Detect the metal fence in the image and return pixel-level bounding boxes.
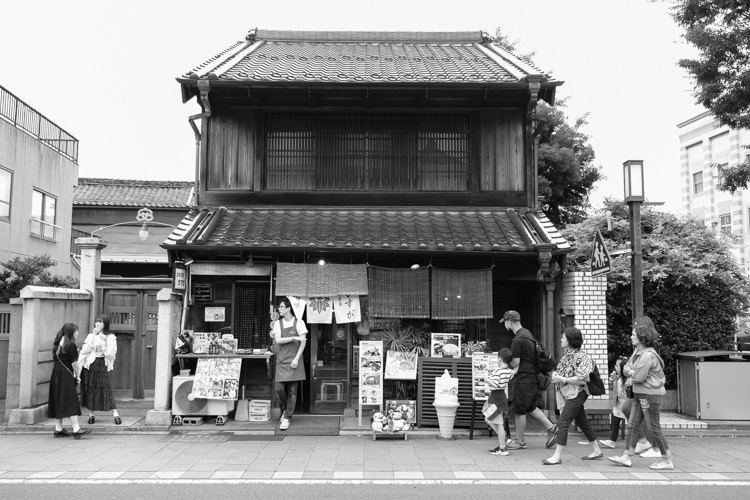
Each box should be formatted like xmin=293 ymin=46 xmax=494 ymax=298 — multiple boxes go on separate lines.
xmin=0 ymin=85 xmax=79 ymax=163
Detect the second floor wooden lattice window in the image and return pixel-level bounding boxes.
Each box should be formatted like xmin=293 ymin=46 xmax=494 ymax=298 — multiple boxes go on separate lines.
xmin=264 ymin=112 xmax=470 ymax=191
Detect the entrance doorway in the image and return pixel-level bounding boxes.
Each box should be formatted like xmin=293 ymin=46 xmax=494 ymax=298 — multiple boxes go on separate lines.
xmin=302 ymin=321 xmax=351 ymax=414
xmin=103 ymin=289 xmax=158 ymax=399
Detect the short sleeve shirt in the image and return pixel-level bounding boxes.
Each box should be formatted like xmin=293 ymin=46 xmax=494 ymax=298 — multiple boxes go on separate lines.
xmin=510 ymin=328 xmax=537 ymax=381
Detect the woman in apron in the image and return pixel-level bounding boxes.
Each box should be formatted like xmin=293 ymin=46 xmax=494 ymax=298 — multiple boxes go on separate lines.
xmin=272 ymin=298 xmax=308 ymax=430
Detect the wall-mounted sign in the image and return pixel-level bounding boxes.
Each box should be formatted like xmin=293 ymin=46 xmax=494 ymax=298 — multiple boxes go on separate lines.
xmin=172 ymin=262 xmax=186 ymax=294
xmin=204 ymin=307 xmax=226 ymax=322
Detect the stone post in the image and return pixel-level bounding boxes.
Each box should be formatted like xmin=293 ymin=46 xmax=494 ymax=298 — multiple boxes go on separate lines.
xmin=76 ymin=236 xmax=107 ymax=328
xmin=145 ymin=288 xmax=183 ymax=427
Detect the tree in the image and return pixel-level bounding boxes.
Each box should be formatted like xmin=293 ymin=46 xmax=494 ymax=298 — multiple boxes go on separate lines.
xmin=562 ymin=206 xmax=749 ymax=386
xmin=0 ymin=255 xmax=79 ymax=303
xmin=672 ymin=0 xmax=750 ymax=130
xmin=671 ymin=1 xmax=750 ymax=193
xmin=536 ymin=101 xmax=603 ymax=225
xmin=491 ymin=27 xmax=603 ymax=225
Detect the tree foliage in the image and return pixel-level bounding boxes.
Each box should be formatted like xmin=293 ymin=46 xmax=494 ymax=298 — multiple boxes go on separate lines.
xmin=0 ymin=255 xmax=79 ymax=303
xmin=672 ymin=0 xmax=750 ymax=129
xmin=562 ymin=206 xmax=749 ymax=386
xmin=536 ymin=101 xmax=603 ymax=225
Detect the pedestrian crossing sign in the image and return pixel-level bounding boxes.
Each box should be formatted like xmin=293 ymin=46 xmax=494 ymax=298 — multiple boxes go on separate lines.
xmin=590 ymin=229 xmax=611 ymax=277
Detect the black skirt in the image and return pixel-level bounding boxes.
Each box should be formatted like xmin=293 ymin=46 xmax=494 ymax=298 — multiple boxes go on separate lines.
xmin=47 ymin=350 xmax=81 ymax=419
xmin=80 ymin=357 xmax=117 ymax=411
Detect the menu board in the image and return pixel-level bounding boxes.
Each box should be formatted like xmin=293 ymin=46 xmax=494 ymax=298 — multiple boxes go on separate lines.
xmin=471 ymin=352 xmax=499 ymax=401
xmin=358 ymin=341 xmax=383 ymax=405
xmin=191 ymin=357 xmax=242 ymax=400
xmin=384 ymin=351 xmax=418 ymax=380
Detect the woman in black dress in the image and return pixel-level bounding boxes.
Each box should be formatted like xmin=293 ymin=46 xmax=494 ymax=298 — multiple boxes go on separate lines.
xmin=79 ymin=314 xmax=121 ymax=425
xmin=47 ymin=323 xmax=92 ymax=439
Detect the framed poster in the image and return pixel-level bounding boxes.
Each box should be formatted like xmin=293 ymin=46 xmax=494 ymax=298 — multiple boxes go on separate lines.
xmin=384 ymin=350 xmax=418 ymax=380
xmin=204 ymin=307 xmax=226 ymax=322
xmin=430 ymin=333 xmax=462 ymax=358
xmin=471 ymin=352 xmax=499 ymax=401
xmin=191 ymin=357 xmax=242 ymax=400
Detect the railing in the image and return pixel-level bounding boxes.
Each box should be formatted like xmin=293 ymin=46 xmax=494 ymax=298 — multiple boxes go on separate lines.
xmin=30 ymin=218 xmax=62 ymax=242
xmin=0 ymin=85 xmax=79 ymax=163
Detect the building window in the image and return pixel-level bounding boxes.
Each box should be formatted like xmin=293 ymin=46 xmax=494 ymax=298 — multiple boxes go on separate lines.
xmin=693 ymin=171 xmax=703 ymax=194
xmin=0 ymin=168 xmax=11 ymax=220
xmin=720 ymin=213 xmax=731 ymax=235
xmin=30 ymin=189 xmax=58 ymax=241
xmin=264 ymin=112 xmax=470 ymax=191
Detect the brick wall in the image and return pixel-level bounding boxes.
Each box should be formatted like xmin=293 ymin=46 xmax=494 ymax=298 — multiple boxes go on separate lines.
xmin=562 ymin=271 xmax=611 ymax=431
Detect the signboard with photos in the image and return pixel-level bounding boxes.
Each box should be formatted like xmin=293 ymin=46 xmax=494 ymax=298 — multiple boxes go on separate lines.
xmin=358 ymin=340 xmax=383 ymax=408
xmin=471 ymin=352 xmax=500 ymax=401
xmin=384 ymin=350 xmax=418 ymax=380
xmin=430 ymin=333 xmax=462 ymax=358
xmin=191 ymin=357 xmax=242 ymax=400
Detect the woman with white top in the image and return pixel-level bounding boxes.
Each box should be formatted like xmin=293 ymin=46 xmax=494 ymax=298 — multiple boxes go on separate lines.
xmin=272 ymin=298 xmax=308 ymax=431
xmin=79 ymin=314 xmax=121 ymax=425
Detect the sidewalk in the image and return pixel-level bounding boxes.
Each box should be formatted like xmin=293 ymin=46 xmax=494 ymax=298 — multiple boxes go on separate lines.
xmin=1 ymin=431 xmax=750 ymax=482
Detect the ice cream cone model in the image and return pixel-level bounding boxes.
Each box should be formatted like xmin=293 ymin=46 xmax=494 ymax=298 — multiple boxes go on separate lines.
xmin=433 ymin=369 xmax=460 ymax=439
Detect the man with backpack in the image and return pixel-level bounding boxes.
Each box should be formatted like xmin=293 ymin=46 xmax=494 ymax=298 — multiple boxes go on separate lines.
xmin=502 ymin=310 xmax=558 ymax=450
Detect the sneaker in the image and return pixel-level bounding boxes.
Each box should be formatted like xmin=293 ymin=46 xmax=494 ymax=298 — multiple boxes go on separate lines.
xmin=488 ymin=446 xmax=500 ymax=454
xmin=649 ymin=460 xmax=674 ymax=470
xmin=599 ymin=439 xmax=616 ymax=449
xmin=279 ymin=418 xmax=291 ymax=430
xmin=506 ymin=439 xmax=527 ymax=450
xmin=635 ymin=440 xmax=652 ymax=455
xmin=506 ymin=438 xmax=512 ymax=446
xmin=545 ymin=424 xmax=558 ymax=449
xmin=489 ymin=447 xmax=509 ymax=456
xmin=640 ymin=448 xmax=662 ymax=458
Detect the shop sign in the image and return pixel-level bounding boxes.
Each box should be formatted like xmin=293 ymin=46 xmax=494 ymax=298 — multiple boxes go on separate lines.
xmin=205 ymin=307 xmax=226 ymax=322
xmin=172 ymin=261 xmax=186 ymax=293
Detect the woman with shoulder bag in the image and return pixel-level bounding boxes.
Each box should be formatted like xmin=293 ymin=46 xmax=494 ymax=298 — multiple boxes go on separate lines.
xmin=609 ymin=319 xmax=673 ymax=470
xmin=79 ymin=314 xmax=121 ymax=425
xmin=47 ymin=323 xmax=92 ymax=439
xmin=542 ymin=327 xmax=602 ymax=465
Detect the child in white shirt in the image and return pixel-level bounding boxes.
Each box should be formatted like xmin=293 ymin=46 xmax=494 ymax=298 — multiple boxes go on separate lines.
xmin=484 ymin=348 xmax=514 ymax=456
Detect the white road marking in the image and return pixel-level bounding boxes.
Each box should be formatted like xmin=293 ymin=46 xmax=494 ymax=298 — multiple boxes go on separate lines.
xmin=0 ymin=479 xmax=748 ymax=485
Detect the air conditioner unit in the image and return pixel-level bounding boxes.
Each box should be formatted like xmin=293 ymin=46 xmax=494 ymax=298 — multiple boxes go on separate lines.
xmin=172 ymin=375 xmax=234 ymax=425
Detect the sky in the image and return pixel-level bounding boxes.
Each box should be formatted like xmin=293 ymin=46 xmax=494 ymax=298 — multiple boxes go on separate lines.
xmin=0 ymin=0 xmax=704 ymax=214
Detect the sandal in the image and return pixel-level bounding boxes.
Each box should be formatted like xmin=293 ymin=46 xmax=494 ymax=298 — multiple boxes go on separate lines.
xmin=114 ymin=416 xmax=122 ymax=425
xmin=88 ymin=416 xmax=95 ymax=425
xmin=541 ymin=458 xmax=562 ymax=465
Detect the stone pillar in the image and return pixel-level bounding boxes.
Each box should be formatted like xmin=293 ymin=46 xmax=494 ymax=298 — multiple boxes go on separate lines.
xmin=76 ymin=236 xmax=107 ymax=328
xmin=145 ymin=288 xmax=183 ymax=427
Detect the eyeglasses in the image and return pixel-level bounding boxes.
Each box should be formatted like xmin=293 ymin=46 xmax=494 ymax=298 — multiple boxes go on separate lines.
xmin=278 ymin=305 xmax=288 ymax=309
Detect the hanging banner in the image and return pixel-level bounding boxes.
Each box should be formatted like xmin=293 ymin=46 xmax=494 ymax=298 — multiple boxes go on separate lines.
xmin=334 ymin=295 xmax=361 ymax=324
xmin=287 ymin=296 xmax=307 ymax=320
xmin=306 ymin=297 xmax=333 ymax=323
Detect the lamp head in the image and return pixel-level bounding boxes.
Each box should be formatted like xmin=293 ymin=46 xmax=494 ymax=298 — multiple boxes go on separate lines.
xmin=623 ymin=160 xmax=645 ymax=202
xmin=138 ymin=222 xmax=149 ymax=241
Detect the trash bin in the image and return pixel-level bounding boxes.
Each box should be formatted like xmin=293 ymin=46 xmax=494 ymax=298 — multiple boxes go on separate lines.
xmin=737 ymin=333 xmax=750 ymax=352
xmin=677 ymin=350 xmax=750 ymax=420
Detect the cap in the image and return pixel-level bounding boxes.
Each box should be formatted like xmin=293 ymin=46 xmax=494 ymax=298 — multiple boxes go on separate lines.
xmin=501 ymin=310 xmax=521 ymax=322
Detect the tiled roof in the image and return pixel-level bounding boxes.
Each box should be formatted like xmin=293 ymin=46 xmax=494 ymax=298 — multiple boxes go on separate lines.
xmin=74 ymin=178 xmax=194 ymax=208
xmin=163 ymin=207 xmax=571 ymax=254
xmin=181 ymin=29 xmax=551 ymax=85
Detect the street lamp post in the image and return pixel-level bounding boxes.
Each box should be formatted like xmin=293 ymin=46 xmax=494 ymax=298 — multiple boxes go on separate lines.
xmin=623 ymin=160 xmax=645 ymax=322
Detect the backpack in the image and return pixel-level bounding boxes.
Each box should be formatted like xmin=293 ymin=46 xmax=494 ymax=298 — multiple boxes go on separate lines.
xmin=521 ymin=334 xmax=556 ymax=375
xmin=587 ymin=359 xmax=606 ymax=396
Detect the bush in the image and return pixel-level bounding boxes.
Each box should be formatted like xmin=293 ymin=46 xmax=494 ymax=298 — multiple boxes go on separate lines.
xmin=0 ymin=255 xmax=79 ymax=303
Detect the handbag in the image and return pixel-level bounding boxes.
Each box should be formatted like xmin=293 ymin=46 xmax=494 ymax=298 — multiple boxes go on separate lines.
xmin=625 ymin=385 xmax=634 ymax=399
xmin=537 ymin=372 xmax=551 ymax=391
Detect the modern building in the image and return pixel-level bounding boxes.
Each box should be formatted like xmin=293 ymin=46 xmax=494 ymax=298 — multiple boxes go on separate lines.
xmin=0 ymin=84 xmax=79 ymax=278
xmin=678 ymin=111 xmax=750 ymax=274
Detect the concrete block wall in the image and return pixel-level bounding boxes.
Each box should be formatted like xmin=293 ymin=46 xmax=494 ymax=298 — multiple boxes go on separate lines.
xmin=561 ymin=271 xmax=608 ymax=393
xmin=562 ymin=271 xmax=611 ymax=432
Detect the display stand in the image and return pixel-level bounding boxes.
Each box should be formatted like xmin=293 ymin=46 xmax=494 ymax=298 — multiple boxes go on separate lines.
xmin=358 ymin=341 xmax=383 ymax=426
xmin=469 ymin=352 xmax=498 ymax=440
